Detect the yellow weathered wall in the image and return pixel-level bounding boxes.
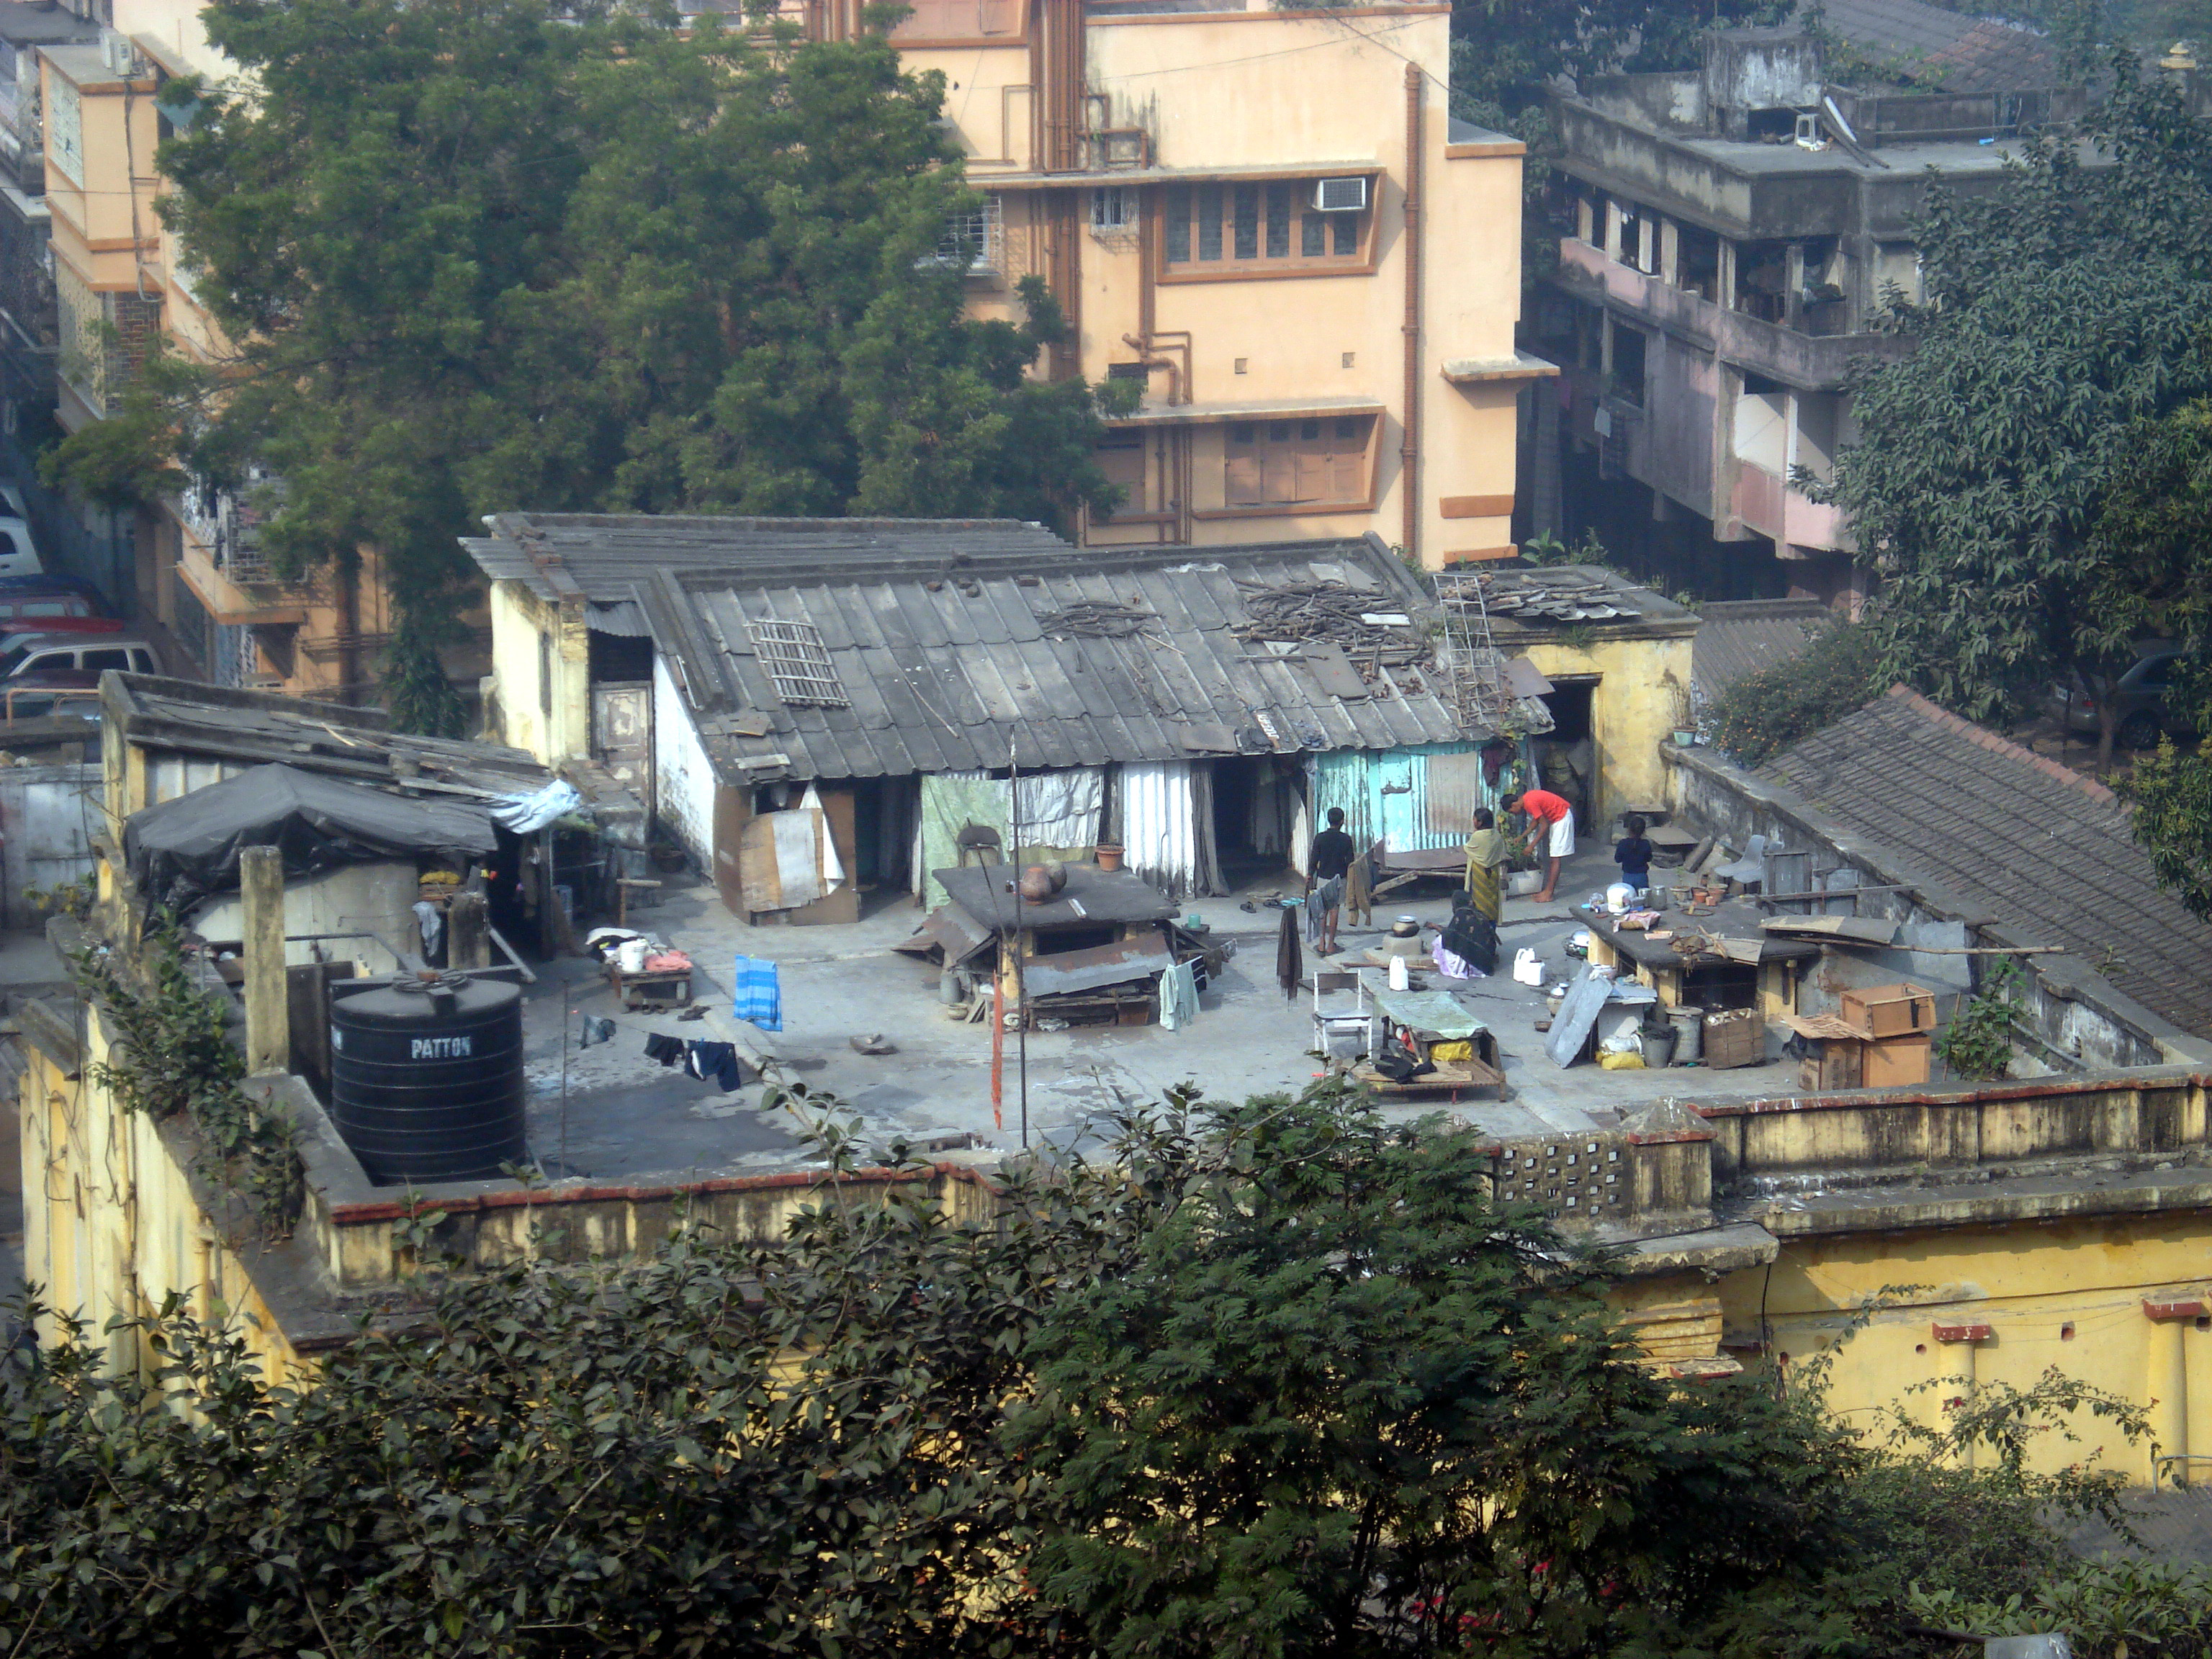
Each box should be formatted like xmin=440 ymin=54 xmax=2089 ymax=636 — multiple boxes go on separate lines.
xmin=1720 ymin=1217 xmax=2212 ymax=1484
xmin=19 ymin=1022 xmax=310 ymax=1385
xmin=1519 ymin=632 xmax=1694 ymax=829
xmin=486 ymin=580 xmax=588 ymax=763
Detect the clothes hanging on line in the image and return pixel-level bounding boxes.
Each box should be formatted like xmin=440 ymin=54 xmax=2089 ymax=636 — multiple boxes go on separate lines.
xmin=1158 ymin=958 xmax=1200 ymax=1030
xmin=733 ymin=956 xmax=782 ymax=1031
xmin=685 ymin=1040 xmax=745 ymax=1092
xmin=644 ymin=1032 xmax=687 ymax=1067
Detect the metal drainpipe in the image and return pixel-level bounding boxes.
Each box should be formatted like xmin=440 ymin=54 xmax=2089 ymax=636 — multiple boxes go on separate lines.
xmin=1401 ymin=63 xmax=1424 ymax=565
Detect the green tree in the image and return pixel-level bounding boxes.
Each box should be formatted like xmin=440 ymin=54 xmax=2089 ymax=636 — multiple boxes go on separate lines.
xmin=50 ymin=0 xmax=1126 ymax=731
xmin=0 ymin=1086 xmax=2134 ymax=1658
xmin=1822 ymin=63 xmax=2212 ymax=770
xmin=1704 ymin=618 xmax=1887 ymax=766
xmin=2102 ymin=397 xmax=2212 ymax=913
xmin=1447 ymin=1 xmax=1788 ymax=129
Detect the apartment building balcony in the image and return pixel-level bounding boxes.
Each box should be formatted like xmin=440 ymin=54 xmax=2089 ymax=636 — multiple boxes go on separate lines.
xmin=1730 ymin=461 xmax=1851 ymax=555
xmin=1555 ymin=238 xmax=1908 ymax=392
xmin=172 ymin=484 xmax=308 ymax=628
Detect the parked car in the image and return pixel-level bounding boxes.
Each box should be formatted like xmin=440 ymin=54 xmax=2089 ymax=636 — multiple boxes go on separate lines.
xmin=2047 ymin=644 xmax=2193 ymax=749
xmin=0 ymin=486 xmax=47 ymax=579
xmin=0 ymin=578 xmax=117 ymax=634
xmin=0 ymin=631 xmax=162 ymax=678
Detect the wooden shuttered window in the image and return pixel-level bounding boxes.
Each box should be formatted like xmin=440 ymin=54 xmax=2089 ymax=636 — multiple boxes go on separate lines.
xmin=892 ymin=0 xmax=1020 ymax=40
xmin=1223 ymin=415 xmax=1372 ymax=510
xmin=1161 ymin=179 xmax=1371 ymax=276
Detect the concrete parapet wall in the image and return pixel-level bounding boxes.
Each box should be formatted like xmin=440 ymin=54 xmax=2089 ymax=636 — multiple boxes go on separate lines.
xmin=1693 ymin=1069 xmax=2211 ymax=1186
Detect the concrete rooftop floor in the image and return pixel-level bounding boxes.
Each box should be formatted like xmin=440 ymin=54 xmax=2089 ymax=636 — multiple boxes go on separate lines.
xmin=521 ymin=845 xmax=1815 ymax=1180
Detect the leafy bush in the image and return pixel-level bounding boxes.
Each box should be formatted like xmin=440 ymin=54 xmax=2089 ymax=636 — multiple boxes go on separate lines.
xmin=1705 ymin=619 xmax=1887 ymax=766
xmin=1912 ymin=1558 xmax=2212 ymax=1659
xmin=0 ymin=1087 xmax=2149 ymax=1658
xmin=1936 ymin=958 xmax=2024 ymax=1082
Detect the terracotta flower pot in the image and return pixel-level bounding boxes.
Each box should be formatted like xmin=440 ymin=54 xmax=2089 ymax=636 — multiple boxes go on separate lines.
xmin=1094 ymin=843 xmax=1125 ymax=872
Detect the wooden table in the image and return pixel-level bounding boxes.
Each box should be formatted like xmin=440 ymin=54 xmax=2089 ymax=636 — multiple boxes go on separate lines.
xmin=1352 ymin=984 xmax=1506 ymax=1100
xmin=606 ymin=962 xmax=694 ymax=1010
xmin=1583 ymin=902 xmax=1819 ymax=1021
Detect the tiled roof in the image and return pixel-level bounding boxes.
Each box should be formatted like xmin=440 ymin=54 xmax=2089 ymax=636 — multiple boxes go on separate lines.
xmin=1761 ymin=685 xmax=2212 ymax=1039
xmin=463 ymin=516 xmax=1491 ymax=781
xmin=1692 ymin=599 xmax=1831 ymax=703
xmin=1809 ymin=0 xmax=2059 ymax=92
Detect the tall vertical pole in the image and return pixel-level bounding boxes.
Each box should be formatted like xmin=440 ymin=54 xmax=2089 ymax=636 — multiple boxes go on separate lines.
xmin=1011 ymin=735 xmax=1028 ymax=1150
xmin=239 ymin=844 xmax=287 ymax=1076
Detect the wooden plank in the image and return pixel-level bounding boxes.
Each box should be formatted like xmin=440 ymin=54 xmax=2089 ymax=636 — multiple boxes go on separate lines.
xmin=1760 ymin=914 xmax=1899 ymax=945
xmin=1439 ymin=493 xmax=1515 ymax=519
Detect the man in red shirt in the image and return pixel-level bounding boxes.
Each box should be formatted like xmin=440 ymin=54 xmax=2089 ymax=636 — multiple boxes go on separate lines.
xmin=1503 ymin=787 xmax=1574 ymax=903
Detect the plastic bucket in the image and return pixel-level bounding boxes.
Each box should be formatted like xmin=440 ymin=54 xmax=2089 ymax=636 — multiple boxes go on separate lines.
xmin=1641 ymin=1025 xmax=1679 ymax=1069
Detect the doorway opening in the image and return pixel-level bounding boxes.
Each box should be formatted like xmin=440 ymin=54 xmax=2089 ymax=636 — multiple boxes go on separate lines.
xmin=1534 ymin=677 xmax=1599 ymax=830
xmin=1209 ymin=755 xmax=1298 ymax=886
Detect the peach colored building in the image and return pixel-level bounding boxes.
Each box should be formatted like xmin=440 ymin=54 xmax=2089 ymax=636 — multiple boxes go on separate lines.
xmin=36 ymin=12 xmax=486 ymax=703
xmin=869 ymin=0 xmax=1547 ymax=566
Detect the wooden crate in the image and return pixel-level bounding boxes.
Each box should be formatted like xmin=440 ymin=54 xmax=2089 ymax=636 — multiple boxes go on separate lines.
xmin=1703 ymin=1009 xmax=1765 ymax=1069
xmin=1839 ymin=982 xmax=1936 ymax=1039
xmin=1863 ymin=1033 xmax=1931 ymax=1088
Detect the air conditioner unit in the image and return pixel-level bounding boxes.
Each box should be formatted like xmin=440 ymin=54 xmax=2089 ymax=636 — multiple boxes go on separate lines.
xmin=1311 ymin=176 xmax=1368 ymax=213
xmin=100 ymin=28 xmax=135 ymax=76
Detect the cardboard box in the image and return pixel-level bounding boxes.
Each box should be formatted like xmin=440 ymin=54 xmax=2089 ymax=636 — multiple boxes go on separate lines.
xmin=1798 ymin=1039 xmax=1863 ymax=1092
xmin=1861 ymin=1032 xmax=1931 ymax=1088
xmin=1839 ymin=982 xmax=1936 ymax=1039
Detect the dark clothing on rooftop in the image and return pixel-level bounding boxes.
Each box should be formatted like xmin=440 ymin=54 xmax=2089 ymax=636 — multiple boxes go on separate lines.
xmin=1309 ymin=827 xmax=1356 ymax=881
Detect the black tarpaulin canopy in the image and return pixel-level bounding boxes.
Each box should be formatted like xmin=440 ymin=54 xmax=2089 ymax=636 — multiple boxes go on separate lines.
xmin=125 ymin=763 xmax=497 ymax=915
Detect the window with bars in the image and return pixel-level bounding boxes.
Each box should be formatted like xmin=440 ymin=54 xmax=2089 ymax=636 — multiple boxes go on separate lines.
xmin=1161 ymin=179 xmax=1370 ymax=277
xmin=930 ymin=196 xmax=1002 ymax=274
xmin=747 ymin=619 xmax=850 ymax=708
xmin=1089 ymin=185 xmax=1139 ymax=235
xmin=1222 ymin=415 xmax=1373 ymax=511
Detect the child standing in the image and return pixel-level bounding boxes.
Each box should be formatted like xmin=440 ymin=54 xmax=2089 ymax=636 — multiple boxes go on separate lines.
xmin=1614 ymin=814 xmax=1654 ymax=892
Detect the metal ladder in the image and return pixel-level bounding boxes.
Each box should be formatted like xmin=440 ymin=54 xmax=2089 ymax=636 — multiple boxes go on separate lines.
xmin=1430 ymin=570 xmax=1512 ymax=730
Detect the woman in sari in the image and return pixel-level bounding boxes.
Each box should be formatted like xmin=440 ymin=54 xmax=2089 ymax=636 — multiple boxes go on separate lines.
xmin=1463 ymin=806 xmax=1511 ymax=923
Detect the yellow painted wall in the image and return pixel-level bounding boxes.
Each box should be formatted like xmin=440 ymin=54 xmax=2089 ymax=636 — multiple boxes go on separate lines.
xmin=485 ymin=580 xmax=589 ymax=763
xmin=1519 ymin=631 xmax=1694 ymax=828
xmin=19 ymin=1022 xmax=312 ymax=1385
xmin=1691 ymin=1215 xmax=2212 ymax=1485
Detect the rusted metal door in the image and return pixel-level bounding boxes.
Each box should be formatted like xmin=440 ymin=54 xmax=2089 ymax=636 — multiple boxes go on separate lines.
xmin=590 ymin=683 xmax=652 ymax=812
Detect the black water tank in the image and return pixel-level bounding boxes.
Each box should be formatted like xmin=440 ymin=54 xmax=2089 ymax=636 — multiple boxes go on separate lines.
xmin=329 ymin=974 xmax=527 ymax=1184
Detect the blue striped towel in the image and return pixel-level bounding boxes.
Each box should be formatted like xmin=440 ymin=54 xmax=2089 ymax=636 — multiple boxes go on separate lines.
xmin=733 ymin=956 xmax=782 ymax=1032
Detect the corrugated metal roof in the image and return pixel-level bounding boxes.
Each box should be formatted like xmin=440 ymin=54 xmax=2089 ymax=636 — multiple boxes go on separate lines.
xmin=1692 ymin=599 xmax=1832 ymax=703
xmin=463 ymin=517 xmax=1486 ymax=782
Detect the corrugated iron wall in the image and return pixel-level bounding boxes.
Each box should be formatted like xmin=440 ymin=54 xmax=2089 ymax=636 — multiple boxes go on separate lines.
xmin=1308 ymin=741 xmax=1516 ymax=855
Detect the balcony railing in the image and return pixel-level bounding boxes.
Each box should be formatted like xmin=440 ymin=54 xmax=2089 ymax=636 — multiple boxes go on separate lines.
xmin=1554 ymin=239 xmax=1910 ymax=391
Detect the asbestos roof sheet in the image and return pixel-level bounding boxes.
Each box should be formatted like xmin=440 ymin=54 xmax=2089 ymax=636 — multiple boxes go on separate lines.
xmin=1020 ymin=935 xmax=1175 ymax=997
xmin=464 ymin=517 xmax=1480 ymax=781
xmin=1761 ymin=685 xmax=2212 ymax=1040
xmin=109 ymin=674 xmax=554 ymax=801
xmin=1692 ymin=599 xmax=1833 ymax=703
